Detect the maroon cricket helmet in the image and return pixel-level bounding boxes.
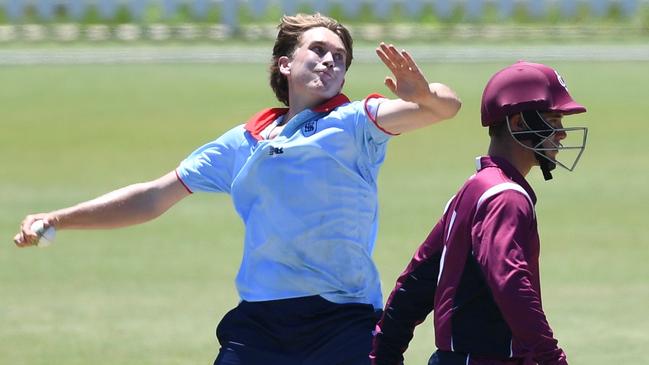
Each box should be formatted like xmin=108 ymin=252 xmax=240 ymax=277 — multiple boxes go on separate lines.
xmin=480 ymin=61 xmax=587 ymax=126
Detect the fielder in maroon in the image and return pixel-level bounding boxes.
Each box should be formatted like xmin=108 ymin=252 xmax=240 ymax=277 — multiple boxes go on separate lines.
xmin=370 ymin=61 xmax=588 ymax=365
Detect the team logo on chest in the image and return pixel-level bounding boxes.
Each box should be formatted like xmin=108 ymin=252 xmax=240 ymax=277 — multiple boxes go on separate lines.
xmin=302 ymin=121 xmax=317 ymax=137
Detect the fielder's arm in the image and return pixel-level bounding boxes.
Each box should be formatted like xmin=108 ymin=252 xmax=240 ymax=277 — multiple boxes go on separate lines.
xmin=474 ymin=192 xmax=568 ymax=365
xmin=13 ymin=171 xmax=190 ymax=247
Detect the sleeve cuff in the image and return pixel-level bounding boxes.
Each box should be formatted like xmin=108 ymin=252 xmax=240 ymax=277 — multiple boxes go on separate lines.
xmin=364 ymin=93 xmax=400 ymax=136
xmin=175 ymin=168 xmax=193 ymax=194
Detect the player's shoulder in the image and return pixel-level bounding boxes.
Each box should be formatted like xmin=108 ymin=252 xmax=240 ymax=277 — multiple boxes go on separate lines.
xmin=313 ymin=100 xmax=365 ymax=134
xmin=467 ymin=170 xmax=533 ymax=210
xmin=476 ymin=186 xmax=535 ymax=224
xmin=324 ymin=99 xmax=362 ymax=118
xmin=217 ymin=124 xmax=249 ymax=144
xmin=188 ymin=124 xmax=249 ymax=155
xmin=324 ymin=94 xmax=385 ymax=119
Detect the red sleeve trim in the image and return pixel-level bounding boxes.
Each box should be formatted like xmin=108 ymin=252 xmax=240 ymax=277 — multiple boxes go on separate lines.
xmin=364 ymin=93 xmax=400 ymax=136
xmin=175 ymin=169 xmax=193 ymax=194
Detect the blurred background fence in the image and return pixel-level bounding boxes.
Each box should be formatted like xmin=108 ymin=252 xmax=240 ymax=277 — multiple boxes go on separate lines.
xmin=0 ymin=0 xmax=648 ymax=42
xmin=2 ymin=0 xmax=645 ymax=23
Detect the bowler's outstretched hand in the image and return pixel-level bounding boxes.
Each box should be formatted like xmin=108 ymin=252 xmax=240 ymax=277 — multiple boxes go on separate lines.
xmin=375 ymin=43 xmax=431 ymax=106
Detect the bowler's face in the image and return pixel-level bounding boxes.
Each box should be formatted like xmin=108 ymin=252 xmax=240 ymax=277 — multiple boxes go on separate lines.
xmin=285 ymin=27 xmax=347 ymax=103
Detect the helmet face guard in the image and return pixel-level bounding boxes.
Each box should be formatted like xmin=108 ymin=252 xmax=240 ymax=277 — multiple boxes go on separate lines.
xmin=507 ymin=110 xmax=588 ymax=180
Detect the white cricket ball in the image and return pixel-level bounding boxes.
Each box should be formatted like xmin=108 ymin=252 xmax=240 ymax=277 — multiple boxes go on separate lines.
xmin=30 ymin=220 xmax=56 ymax=248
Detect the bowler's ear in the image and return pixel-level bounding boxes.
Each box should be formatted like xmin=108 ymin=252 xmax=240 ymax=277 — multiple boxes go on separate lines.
xmin=279 ymin=56 xmax=291 ymax=76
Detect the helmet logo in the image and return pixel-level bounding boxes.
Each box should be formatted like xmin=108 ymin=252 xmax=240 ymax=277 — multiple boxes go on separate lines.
xmin=554 ymin=70 xmax=568 ymax=90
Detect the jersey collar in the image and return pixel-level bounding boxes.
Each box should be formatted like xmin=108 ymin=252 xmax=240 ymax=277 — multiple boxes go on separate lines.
xmin=477 ymin=155 xmax=537 ymax=204
xmin=244 ymin=94 xmax=351 ymax=141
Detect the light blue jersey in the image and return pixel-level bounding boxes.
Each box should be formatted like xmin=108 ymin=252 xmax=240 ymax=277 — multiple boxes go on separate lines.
xmin=176 ymin=94 xmax=391 ymax=309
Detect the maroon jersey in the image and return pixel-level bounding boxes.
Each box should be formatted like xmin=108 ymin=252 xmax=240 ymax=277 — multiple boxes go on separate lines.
xmin=371 ymin=156 xmax=567 ymax=365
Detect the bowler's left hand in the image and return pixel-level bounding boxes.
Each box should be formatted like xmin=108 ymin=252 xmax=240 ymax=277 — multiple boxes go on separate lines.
xmin=375 ymin=43 xmax=431 ymax=106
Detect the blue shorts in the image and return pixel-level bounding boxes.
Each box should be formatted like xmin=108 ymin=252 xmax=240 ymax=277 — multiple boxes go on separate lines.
xmin=213 ymin=295 xmax=381 ymax=365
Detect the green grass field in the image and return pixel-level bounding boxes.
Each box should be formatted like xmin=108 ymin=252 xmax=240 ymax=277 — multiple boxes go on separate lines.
xmin=1 ymin=58 xmax=648 ymax=364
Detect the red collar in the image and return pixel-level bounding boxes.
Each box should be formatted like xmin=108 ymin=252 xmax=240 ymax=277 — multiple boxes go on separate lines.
xmin=243 ymin=94 xmax=351 ymax=140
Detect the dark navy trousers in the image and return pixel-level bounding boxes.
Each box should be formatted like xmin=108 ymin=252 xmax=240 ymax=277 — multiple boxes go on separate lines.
xmin=428 ymin=351 xmax=526 ymax=365
xmin=213 ymin=295 xmax=380 ymax=365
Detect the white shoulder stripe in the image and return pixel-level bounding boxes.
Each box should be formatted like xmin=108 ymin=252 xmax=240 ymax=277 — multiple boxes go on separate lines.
xmin=476 ymin=182 xmax=535 ymax=217
xmin=437 ymin=245 xmax=447 ymax=285
xmin=445 ymin=210 xmax=457 ymax=242
xmin=443 ymin=195 xmax=456 ymax=214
